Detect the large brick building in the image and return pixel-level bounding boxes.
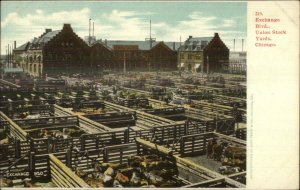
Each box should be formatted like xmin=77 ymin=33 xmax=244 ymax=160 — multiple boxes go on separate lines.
xmin=103 ymin=40 xmax=179 ymax=71
xmin=13 ymin=24 xmax=229 ymax=76
xmin=178 ymin=33 xmax=229 ymax=73
xmin=14 ymin=24 xmax=180 ymax=76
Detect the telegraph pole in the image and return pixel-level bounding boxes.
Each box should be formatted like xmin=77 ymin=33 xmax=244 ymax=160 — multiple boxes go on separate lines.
xmin=123 ymin=52 xmax=126 ymax=74
xmin=206 ymin=56 xmax=209 ymax=75
xmin=242 ymin=39 xmax=244 ymax=52
xmin=89 ymin=18 xmax=91 ymax=46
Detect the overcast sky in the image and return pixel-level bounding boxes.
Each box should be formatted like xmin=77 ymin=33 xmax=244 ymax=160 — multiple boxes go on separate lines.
xmin=1 ymin=1 xmax=247 ymax=55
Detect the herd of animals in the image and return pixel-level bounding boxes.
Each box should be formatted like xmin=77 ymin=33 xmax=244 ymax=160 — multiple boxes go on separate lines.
xmin=32 ymin=128 xmax=86 ymax=139
xmin=0 ymin=95 xmax=245 ymax=188
xmin=0 ymin=178 xmax=48 ymax=188
xmin=206 ymin=138 xmax=246 ymax=175
xmin=75 ymin=154 xmax=182 ymax=188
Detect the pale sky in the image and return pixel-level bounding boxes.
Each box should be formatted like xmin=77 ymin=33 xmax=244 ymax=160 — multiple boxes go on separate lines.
xmin=1 ymin=1 xmax=247 ymax=54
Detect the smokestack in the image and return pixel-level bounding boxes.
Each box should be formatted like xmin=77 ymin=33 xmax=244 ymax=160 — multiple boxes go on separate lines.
xmin=233 ymin=39 xmax=235 ymax=51
xmin=242 ymin=39 xmax=244 ymax=52
xmin=14 ymin=41 xmax=16 ymax=49
xmin=89 ymin=19 xmax=91 ymax=45
xmin=180 ymin=36 xmax=181 ymax=46
xmin=173 ymin=42 xmax=175 ymax=50
xmin=8 ymin=44 xmax=10 ymax=66
xmin=6 ymin=46 xmax=8 ymax=65
xmin=150 ymin=20 xmax=152 ymax=48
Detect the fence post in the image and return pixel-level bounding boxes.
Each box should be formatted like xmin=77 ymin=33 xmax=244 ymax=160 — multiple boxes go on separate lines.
xmin=203 ymin=134 xmax=207 ymax=154
xmin=66 ymin=146 xmax=72 ymax=168
xmin=120 ymin=149 xmax=123 ymax=164
xmin=124 ymin=128 xmax=129 ymax=143
xmin=15 ymin=139 xmax=21 ymax=158
xmin=30 ymin=138 xmax=35 ymax=153
xmin=184 ymin=120 xmax=188 ymax=135
xmin=180 ymin=137 xmax=185 ymax=156
xmin=103 ymin=148 xmax=108 ymax=162
xmin=95 ymin=137 xmax=99 ymax=150
xmin=29 ymin=152 xmax=35 ymax=180
xmin=81 ymin=136 xmax=85 ymax=151
xmin=137 ymin=142 xmax=140 ymax=155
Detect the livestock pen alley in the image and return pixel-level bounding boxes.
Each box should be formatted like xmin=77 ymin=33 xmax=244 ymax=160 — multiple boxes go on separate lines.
xmin=0 ymin=71 xmax=246 ymax=188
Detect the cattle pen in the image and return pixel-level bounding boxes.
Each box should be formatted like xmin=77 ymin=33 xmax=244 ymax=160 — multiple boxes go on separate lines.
xmin=0 ymin=71 xmax=247 ymax=188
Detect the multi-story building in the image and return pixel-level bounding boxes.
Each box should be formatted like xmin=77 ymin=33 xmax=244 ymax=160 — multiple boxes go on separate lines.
xmin=178 ymin=33 xmax=229 ymax=73
xmin=103 ymin=40 xmax=180 ymax=71
xmin=12 ymin=42 xmax=30 ymax=69
xmin=228 ymin=51 xmax=247 ymax=73
xmin=15 ymin=24 xmax=91 ymax=77
xmin=13 ymin=24 xmax=229 ymax=76
xmin=13 ymin=24 xmax=181 ymax=76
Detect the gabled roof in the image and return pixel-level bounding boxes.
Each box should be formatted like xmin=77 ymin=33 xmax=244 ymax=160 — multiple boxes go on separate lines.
xmin=204 ymin=33 xmax=229 ymax=51
xmin=14 ymin=42 xmax=30 ymax=51
xmin=91 ymin=42 xmax=113 ymax=51
xmin=37 ymin=30 xmax=61 ymax=44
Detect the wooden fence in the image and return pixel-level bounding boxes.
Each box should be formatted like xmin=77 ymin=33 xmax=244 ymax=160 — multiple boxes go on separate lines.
xmin=49 ymin=154 xmax=89 ymax=188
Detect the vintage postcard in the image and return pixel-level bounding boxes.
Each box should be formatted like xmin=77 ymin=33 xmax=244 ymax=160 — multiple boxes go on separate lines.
xmin=0 ymin=1 xmax=298 ymax=189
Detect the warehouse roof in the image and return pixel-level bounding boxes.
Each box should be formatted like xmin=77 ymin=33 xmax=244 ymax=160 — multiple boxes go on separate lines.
xmin=14 ymin=42 xmax=30 ymax=51
xmin=179 ymin=36 xmax=213 ymax=51
xmin=100 ymin=40 xmax=181 ymax=51
xmin=37 ymin=30 xmax=61 ymax=44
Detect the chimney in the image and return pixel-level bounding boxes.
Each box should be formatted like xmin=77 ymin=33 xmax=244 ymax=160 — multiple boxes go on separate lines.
xmin=214 ymin=33 xmax=219 ymax=37
xmin=173 ymin=42 xmax=176 ymax=50
xmin=188 ymin=35 xmax=192 ymax=40
xmin=45 ymin=29 xmax=52 ymax=33
xmin=14 ymin=41 xmax=16 ymax=49
xmin=233 ymin=39 xmax=235 ymax=51
xmin=89 ymin=19 xmax=91 ymax=45
xmin=63 ymin=24 xmax=72 ymax=31
xmin=93 ymin=22 xmax=94 ymax=36
xmin=242 ymin=39 xmax=244 ymax=52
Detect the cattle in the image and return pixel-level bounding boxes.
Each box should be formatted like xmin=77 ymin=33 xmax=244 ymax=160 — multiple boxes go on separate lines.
xmin=26 ymin=114 xmax=41 ymax=119
xmin=115 ymin=171 xmax=129 ymax=185
xmin=0 ymin=178 xmax=13 ymax=187
xmin=23 ymin=179 xmax=41 ymax=188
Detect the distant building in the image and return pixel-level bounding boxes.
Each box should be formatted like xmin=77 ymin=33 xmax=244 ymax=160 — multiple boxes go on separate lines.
xmin=228 ymin=51 xmax=247 ymax=73
xmin=13 ymin=24 xmax=181 ymax=77
xmin=102 ymin=40 xmax=180 ymax=71
xmin=178 ymin=33 xmax=229 ymax=73
xmin=15 ymin=24 xmax=91 ymax=77
xmin=13 ymin=42 xmax=30 ymax=68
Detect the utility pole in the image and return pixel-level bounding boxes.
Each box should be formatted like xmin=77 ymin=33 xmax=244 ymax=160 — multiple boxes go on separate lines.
xmin=6 ymin=46 xmax=8 ymax=69
xmin=123 ymin=52 xmax=126 ymax=74
xmin=8 ymin=44 xmax=10 ymax=68
xmin=89 ymin=18 xmax=91 ymax=46
xmin=150 ymin=20 xmax=152 ymax=48
xmin=233 ymin=39 xmax=235 ymax=51
xmin=242 ymin=39 xmax=244 ymax=52
xmin=206 ymin=56 xmax=209 ymax=75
